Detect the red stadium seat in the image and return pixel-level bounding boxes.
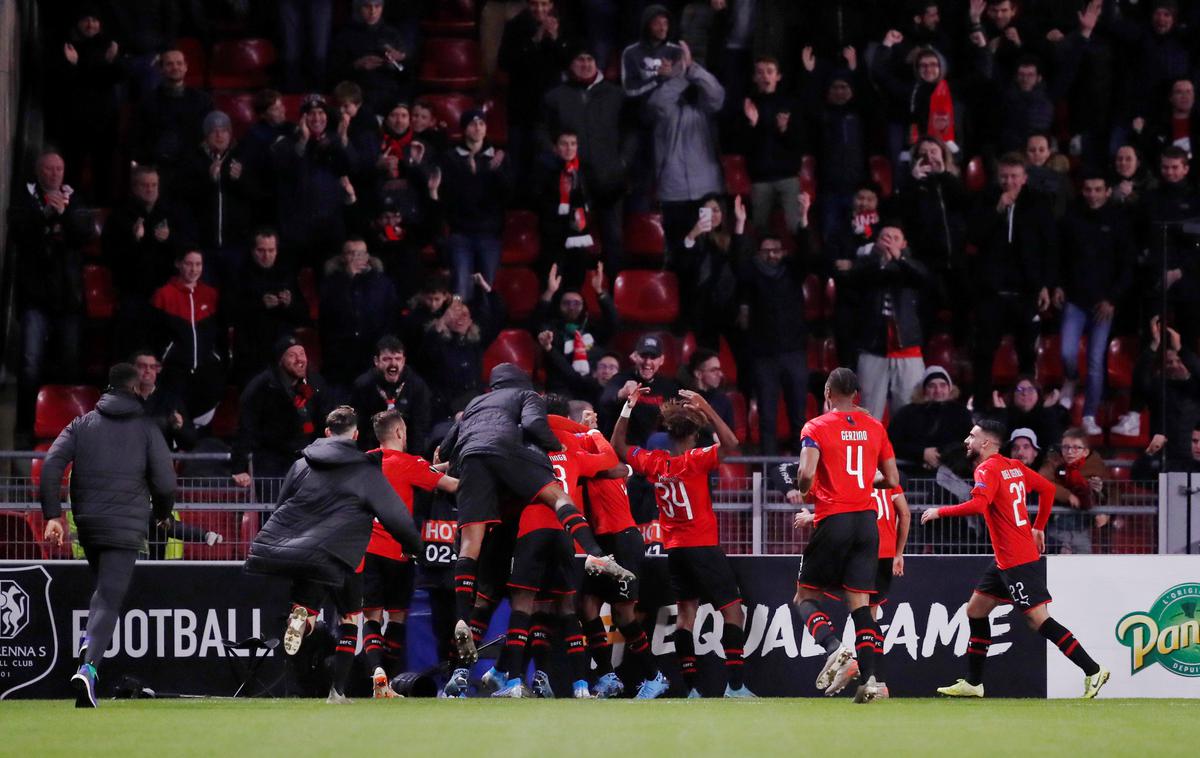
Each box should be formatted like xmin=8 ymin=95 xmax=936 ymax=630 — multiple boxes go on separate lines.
xmin=799 ymin=154 xmax=817 ymax=197
xmin=0 ymin=512 xmax=45 ymax=560
xmin=613 ymin=270 xmax=680 ymax=324
xmin=493 ymin=267 xmax=540 ymax=322
xmin=83 ymin=264 xmax=116 ymax=319
xmin=823 ymin=277 xmax=836 ymax=320
xmin=30 ymin=442 xmax=70 ymax=489
xmin=869 ymin=155 xmax=893 ymax=198
xmin=1107 ymin=336 xmax=1139 ymax=391
xmin=623 ymin=212 xmax=665 ymax=260
xmin=421 ymin=0 xmax=478 ymax=36
xmin=209 ymin=38 xmax=277 ymax=90
xmin=501 ymin=210 xmax=540 ymax=265
xmin=582 ymin=269 xmax=611 ymax=318
xmin=726 ymin=390 xmax=748 ymax=443
xmin=34 ymin=385 xmax=100 ymax=441
xmin=280 ymin=94 xmax=308 ymax=123
xmin=820 ymin=336 xmax=839 ymax=374
xmin=747 ymin=395 xmax=791 ymax=446
xmin=923 ymin=333 xmax=957 ymax=381
xmin=175 ymin=37 xmax=207 ymax=88
xmin=483 ymin=97 xmax=508 ymax=146
xmin=180 ymin=511 xmax=243 ymax=560
xmin=991 ymin=336 xmax=1019 ymax=389
xmin=802 ymin=274 xmax=824 ymax=322
xmin=1035 ymin=333 xmax=1064 ymax=388
xmin=418 ymin=38 xmax=482 ymax=90
xmin=721 ymin=154 xmax=751 ymax=197
xmin=293 ymin=327 xmax=321 ymax=372
xmin=421 ymin=93 xmax=475 ymax=142
xmin=297 ymin=267 xmax=319 ymax=321
xmin=211 ymin=385 xmax=241 ymax=440
xmin=483 ymin=328 xmax=537 ymax=379
xmin=715 ymin=462 xmax=748 ymax=492
xmin=81 ymin=207 xmax=109 ymax=258
xmin=965 ymin=156 xmax=987 ymax=193
xmin=213 ymin=91 xmax=257 ymax=139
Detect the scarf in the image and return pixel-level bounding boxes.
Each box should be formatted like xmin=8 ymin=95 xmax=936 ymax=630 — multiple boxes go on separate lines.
xmin=1061 ymin=457 xmax=1093 ymax=510
xmin=910 ymin=79 xmax=956 ymax=146
xmin=558 ymin=156 xmax=585 ymax=227
xmin=292 ymin=379 xmax=315 ymax=435
xmin=381 ymin=127 xmax=414 ymax=178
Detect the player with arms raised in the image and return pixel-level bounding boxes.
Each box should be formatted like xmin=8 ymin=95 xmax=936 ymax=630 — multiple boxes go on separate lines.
xmin=790 ymin=368 xmax=900 ymax=704
xmin=922 ymin=419 xmax=1110 ymax=698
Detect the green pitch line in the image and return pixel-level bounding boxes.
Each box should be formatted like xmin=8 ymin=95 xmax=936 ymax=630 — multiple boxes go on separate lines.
xmin=4 ymin=698 xmax=1197 ymax=757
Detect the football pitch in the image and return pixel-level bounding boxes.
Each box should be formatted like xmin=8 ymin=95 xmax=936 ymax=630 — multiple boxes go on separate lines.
xmin=4 ymin=698 xmax=1197 ymax=757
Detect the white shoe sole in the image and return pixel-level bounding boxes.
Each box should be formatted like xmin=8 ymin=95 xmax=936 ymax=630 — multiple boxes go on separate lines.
xmin=585 ymin=554 xmax=635 ymax=584
xmin=815 ymin=647 xmax=853 ymax=691
xmin=824 ymin=659 xmax=860 ymax=696
xmin=454 ymin=619 xmax=478 ymax=664
xmin=852 ymin=684 xmax=880 ymax=704
xmin=283 ymin=606 xmax=310 ymax=656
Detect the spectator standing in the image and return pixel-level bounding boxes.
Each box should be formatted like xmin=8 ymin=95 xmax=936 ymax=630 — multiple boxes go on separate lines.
xmin=620 ymin=4 xmax=683 ymax=101
xmin=1111 ymin=144 xmax=1157 ymax=208
xmin=230 ymin=229 xmax=308 ymax=384
xmin=233 ymin=336 xmax=333 ymax=487
xmin=737 ymin=56 xmax=804 ymax=235
xmin=277 ymin=0 xmax=333 ymax=93
xmin=1141 ymin=147 xmax=1200 ymax=348
xmin=349 ymin=335 xmax=432 ymax=453
xmin=420 ymin=275 xmax=505 ymax=421
xmin=533 ymin=129 xmax=595 ymax=287
xmin=135 ymin=50 xmax=213 ymax=182
xmin=1055 ymin=172 xmax=1134 ymax=435
xmin=330 ymin=0 xmax=412 ymax=116
xmin=320 ymin=237 xmax=401 ymax=396
xmin=678 ymin=193 xmax=747 ymax=348
xmin=844 ymin=224 xmax=930 ymax=421
xmin=1137 ymin=318 xmax=1200 ymax=474
xmin=240 ymin=89 xmax=293 ymax=222
xmin=131 ymin=348 xmax=197 ymax=452
xmin=1007 ymin=427 xmax=1042 ymax=468
xmin=438 ymin=110 xmax=511 ymax=298
xmin=11 ymin=149 xmax=87 ymax=431
xmin=598 ymin=334 xmax=680 ymax=445
xmin=39 ymin=363 xmax=176 ymax=708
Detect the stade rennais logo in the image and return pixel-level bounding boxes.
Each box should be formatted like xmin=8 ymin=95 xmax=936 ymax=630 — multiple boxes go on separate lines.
xmin=0 ymin=566 xmax=59 ymax=699
xmin=1115 ymin=582 xmax=1200 ymax=678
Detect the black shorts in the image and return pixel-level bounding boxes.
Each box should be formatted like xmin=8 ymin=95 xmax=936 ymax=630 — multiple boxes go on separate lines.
xmin=508 ymin=528 xmax=576 ymax=596
xmin=798 ymin=510 xmax=879 ymax=594
xmin=362 ymin=553 xmax=415 ymax=612
xmin=476 ymin=520 xmax=518 ymax=603
xmin=872 ymin=558 xmax=894 ymax=604
xmin=457 ymin=454 xmax=557 ymax=526
xmin=974 ymin=559 xmax=1052 ymax=613
xmin=290 ymin=569 xmax=363 ymax=617
xmin=582 ymin=528 xmax=646 ymax=602
xmin=667 ymin=546 xmax=742 ymax=610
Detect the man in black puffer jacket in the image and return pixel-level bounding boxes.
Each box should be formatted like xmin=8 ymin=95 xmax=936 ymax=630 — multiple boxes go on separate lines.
xmin=246 ymin=406 xmax=421 ymax=700
xmin=438 ymin=362 xmax=632 ymax=664
xmin=40 ymin=364 xmax=177 ymax=708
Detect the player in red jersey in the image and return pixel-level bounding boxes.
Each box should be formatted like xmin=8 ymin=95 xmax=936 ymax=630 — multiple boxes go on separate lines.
xmin=560 ymin=402 xmax=667 ymax=699
xmin=922 ymin=419 xmax=1110 ymax=698
xmin=488 ymin=397 xmax=622 ymax=698
xmin=365 ymin=410 xmax=459 ymax=697
xmin=613 ymin=386 xmax=754 ymax=698
xmin=791 ymin=368 xmax=900 ymax=704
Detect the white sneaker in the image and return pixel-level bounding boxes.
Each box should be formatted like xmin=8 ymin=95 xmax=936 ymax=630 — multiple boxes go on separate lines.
xmin=1081 ymin=415 xmax=1102 ymax=436
xmin=852 ymin=675 xmax=882 ymax=704
xmin=1059 ymin=380 xmax=1076 ymax=409
xmin=824 ymin=657 xmax=860 ymax=696
xmin=326 ymin=687 xmax=352 ymax=704
xmin=204 ymin=531 xmax=223 ymax=546
xmin=282 ymin=606 xmax=311 ymax=656
xmin=815 ymin=645 xmax=853 ymax=691
xmin=1111 ymin=411 xmax=1141 ymax=437
xmin=584 ymin=554 xmax=635 ymax=584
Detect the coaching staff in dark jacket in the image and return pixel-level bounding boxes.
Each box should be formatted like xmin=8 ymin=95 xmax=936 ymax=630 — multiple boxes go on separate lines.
xmin=41 ymin=363 xmax=176 ymax=708
xmin=438 ymin=362 xmax=631 ymax=664
xmin=246 ymin=406 xmax=422 ymax=661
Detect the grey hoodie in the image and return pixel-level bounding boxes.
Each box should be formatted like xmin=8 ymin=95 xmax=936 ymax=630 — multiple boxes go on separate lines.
xmin=647 ymin=62 xmax=726 ymax=202
xmin=620 ymin=4 xmax=683 ymax=98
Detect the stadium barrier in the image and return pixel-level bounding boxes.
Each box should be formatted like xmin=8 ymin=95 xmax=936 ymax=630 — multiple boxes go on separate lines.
xmin=1 ymin=556 xmax=1196 ymax=700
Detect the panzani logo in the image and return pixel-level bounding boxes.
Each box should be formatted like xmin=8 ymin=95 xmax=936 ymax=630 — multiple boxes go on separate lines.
xmin=1115 ymin=583 xmax=1200 ymax=678
xmin=0 ymin=580 xmax=30 ymax=639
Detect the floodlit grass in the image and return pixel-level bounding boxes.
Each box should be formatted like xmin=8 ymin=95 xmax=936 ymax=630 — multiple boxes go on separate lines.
xmin=4 ymin=697 xmax=1197 ymax=757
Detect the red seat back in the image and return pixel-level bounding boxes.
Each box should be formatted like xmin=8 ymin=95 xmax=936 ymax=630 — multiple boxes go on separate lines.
xmin=297 ymin=267 xmax=319 ymax=321
xmin=421 ymin=0 xmax=479 ymax=36
xmin=34 ymin=385 xmax=101 ymax=440
xmin=214 ymin=92 xmax=257 ymax=139
xmin=83 ymin=264 xmax=116 ymax=319
xmin=483 ymin=97 xmax=508 ymax=146
xmin=421 ymin=93 xmax=476 ymax=142
xmin=613 ymin=270 xmax=680 ymax=324
xmin=799 ymin=154 xmax=817 ymax=197
xmin=721 ymin=154 xmax=751 ymax=197
xmin=802 ymin=274 xmax=824 ymax=322
xmin=1035 ymin=333 xmax=1064 ymax=388
xmin=483 ymin=329 xmax=537 ymax=378
xmin=211 ymin=385 xmax=241 ymax=439
xmin=493 ymin=267 xmax=540 ymax=321
xmin=175 ymin=37 xmax=207 ymax=88
xmin=418 ymin=38 xmax=482 ymax=90
xmin=1107 ymin=336 xmax=1138 ymax=391
xmin=501 ymin=210 xmax=540 ymax=265
xmin=869 ymin=155 xmax=893 ymax=197
xmin=623 ymin=212 xmax=665 ymax=260
xmin=991 ymin=335 xmax=1019 ymax=389
xmin=965 ymin=155 xmax=987 ymax=193
xmin=209 ymin=38 xmax=277 ymax=90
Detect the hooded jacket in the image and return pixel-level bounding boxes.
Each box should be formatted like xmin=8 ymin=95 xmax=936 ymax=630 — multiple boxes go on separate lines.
xmin=440 ymin=363 xmax=560 ymax=466
xmin=646 ymin=62 xmax=725 ymax=203
xmin=246 ymin=436 xmax=421 ymax=585
xmin=620 ymin=4 xmax=683 ymax=99
xmin=40 ymin=389 xmax=176 ymax=550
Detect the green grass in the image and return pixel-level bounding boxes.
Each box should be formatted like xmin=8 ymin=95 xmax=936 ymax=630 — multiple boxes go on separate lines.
xmin=5 ymin=698 xmax=1198 ymax=757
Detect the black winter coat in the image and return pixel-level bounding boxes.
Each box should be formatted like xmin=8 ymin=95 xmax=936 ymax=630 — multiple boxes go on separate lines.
xmin=887 ymin=399 xmax=974 ymax=469
xmin=540 ymin=73 xmax=636 ymax=198
xmin=246 ymin=437 xmax=421 ymax=585
xmin=846 ymin=248 xmax=930 ymax=356
xmin=440 ymin=363 xmax=559 ymax=466
xmin=899 ymin=172 xmax=967 ymax=272
xmin=233 ymin=367 xmax=334 ymax=475
xmin=1058 ymin=201 xmax=1134 ymax=309
xmin=967 ymin=190 xmax=1058 ymax=297
xmin=40 ymin=390 xmax=176 ymax=550
xmin=102 ymin=200 xmax=185 ymax=301
xmin=350 ymin=365 xmax=433 ymax=453
xmin=9 ymin=183 xmax=88 ymax=315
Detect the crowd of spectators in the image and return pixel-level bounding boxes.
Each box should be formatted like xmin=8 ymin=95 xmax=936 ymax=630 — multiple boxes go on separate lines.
xmin=12 ymin=0 xmax=1200 ymax=494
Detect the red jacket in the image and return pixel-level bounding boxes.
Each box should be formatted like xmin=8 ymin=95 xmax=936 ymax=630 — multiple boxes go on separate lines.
xmin=152 ymin=277 xmax=221 ymax=370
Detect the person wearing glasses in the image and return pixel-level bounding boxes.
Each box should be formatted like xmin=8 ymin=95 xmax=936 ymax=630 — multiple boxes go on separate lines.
xmin=1038 ymin=427 xmax=1106 ymax=554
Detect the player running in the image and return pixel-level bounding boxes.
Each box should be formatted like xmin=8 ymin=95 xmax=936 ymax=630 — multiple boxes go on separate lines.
xmin=789 ymin=368 xmax=900 ymax=704
xmin=613 ymin=387 xmax=754 ymax=698
xmin=921 ymin=420 xmax=1110 ymax=699
xmin=366 ymin=410 xmax=459 ymax=697
xmin=438 ymin=363 xmax=633 ymax=665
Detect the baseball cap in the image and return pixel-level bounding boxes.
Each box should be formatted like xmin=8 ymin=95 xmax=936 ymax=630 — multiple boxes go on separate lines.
xmin=1009 ymin=427 xmax=1040 ymax=451
xmin=634 ymin=334 xmax=664 ymax=358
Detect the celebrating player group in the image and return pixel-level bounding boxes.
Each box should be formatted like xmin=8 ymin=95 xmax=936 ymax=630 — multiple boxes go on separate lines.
xmin=246 ymin=363 xmax=1109 ymax=703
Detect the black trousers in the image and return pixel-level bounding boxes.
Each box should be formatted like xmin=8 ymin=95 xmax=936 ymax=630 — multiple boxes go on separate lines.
xmin=82 ymin=547 xmax=139 ymax=668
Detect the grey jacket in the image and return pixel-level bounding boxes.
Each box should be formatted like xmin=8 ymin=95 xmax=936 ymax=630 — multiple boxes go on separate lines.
xmin=647 ymin=63 xmax=725 ymax=202
xmin=245 ymin=436 xmax=421 ymax=585
xmin=620 ymin=4 xmax=683 ymax=99
xmin=40 ymin=389 xmax=176 ymax=550
xmin=440 ymin=363 xmax=559 ymax=466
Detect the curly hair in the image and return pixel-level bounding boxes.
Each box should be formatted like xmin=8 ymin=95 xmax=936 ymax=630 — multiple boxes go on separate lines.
xmin=661 ymin=401 xmax=706 ymax=441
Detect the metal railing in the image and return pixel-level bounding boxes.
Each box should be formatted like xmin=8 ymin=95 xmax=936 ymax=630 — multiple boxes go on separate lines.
xmin=0 ymin=456 xmax=1161 ymax=559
